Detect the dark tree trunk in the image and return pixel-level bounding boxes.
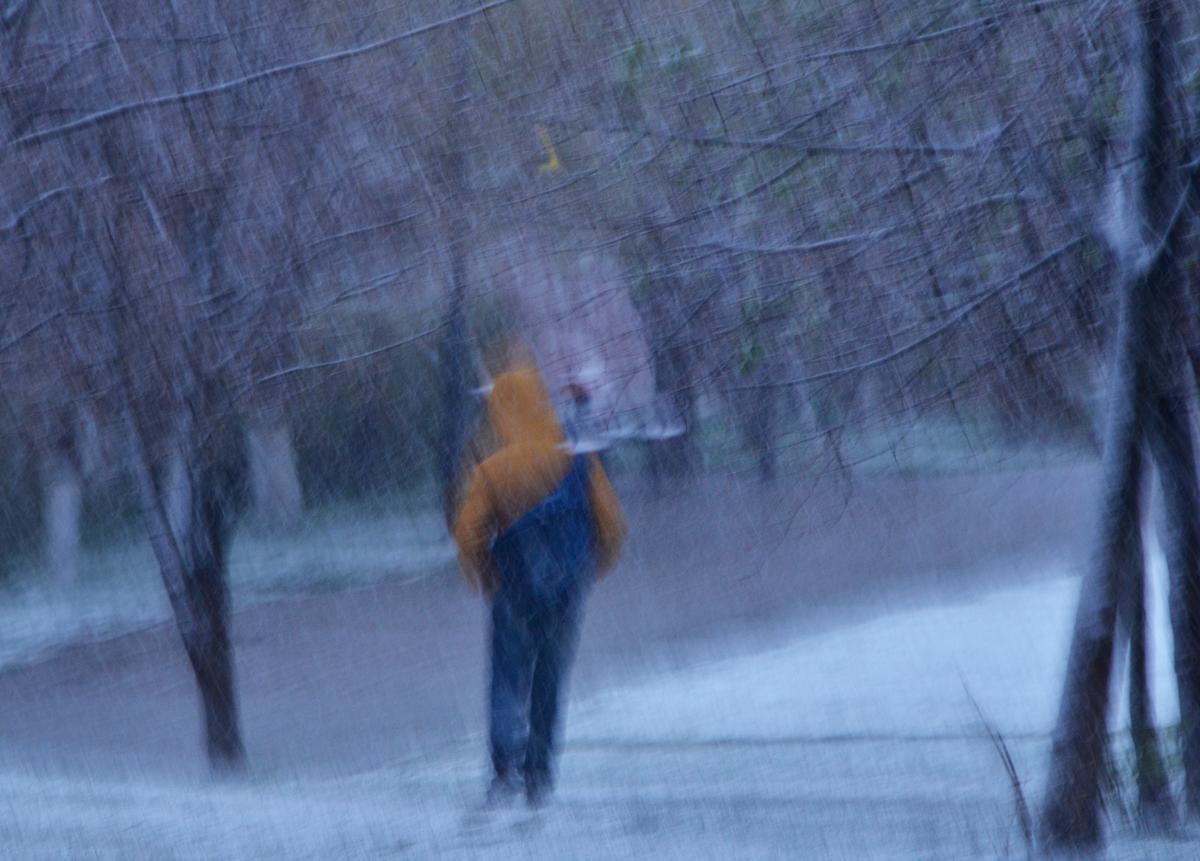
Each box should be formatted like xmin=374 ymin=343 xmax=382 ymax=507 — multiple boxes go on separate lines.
xmin=636 ymin=217 xmax=702 ymax=492
xmin=649 ymin=343 xmax=697 ymax=491
xmin=743 ymin=383 xmax=777 ymax=483
xmin=1116 ymin=479 xmax=1174 ymax=830
xmin=1149 ymin=389 xmax=1200 ymax=815
xmin=183 ymin=489 xmax=241 ymax=768
xmin=1039 ymin=223 xmax=1193 ymax=852
xmin=1040 ymin=2 xmax=1193 ymax=850
xmin=108 ymin=181 xmax=248 ymax=772
xmin=127 ymin=405 xmax=246 ymax=772
xmin=192 ymin=462 xmax=242 ymax=767
xmin=1039 ymin=352 xmax=1146 ymax=849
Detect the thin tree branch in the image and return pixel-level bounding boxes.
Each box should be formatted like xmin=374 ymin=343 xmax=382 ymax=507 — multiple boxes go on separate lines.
xmin=9 ymin=0 xmax=516 ymax=149
xmin=0 ymin=178 xmax=113 ymax=234
xmin=255 ymin=322 xmax=445 ymax=384
xmin=732 ymin=236 xmax=1088 ymax=389
xmin=689 ymin=228 xmax=896 ymax=257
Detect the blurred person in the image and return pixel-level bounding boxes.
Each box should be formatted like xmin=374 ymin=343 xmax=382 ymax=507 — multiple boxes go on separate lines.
xmin=454 ymin=347 xmax=626 ymax=807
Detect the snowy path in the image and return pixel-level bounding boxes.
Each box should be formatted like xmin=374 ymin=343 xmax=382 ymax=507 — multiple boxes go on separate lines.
xmin=0 ymin=508 xmax=454 ymax=672
xmin=3 ymin=568 xmax=1196 ymax=860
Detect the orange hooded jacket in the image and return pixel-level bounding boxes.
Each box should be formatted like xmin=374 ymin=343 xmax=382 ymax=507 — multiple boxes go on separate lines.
xmin=453 ymin=365 xmax=627 ymax=596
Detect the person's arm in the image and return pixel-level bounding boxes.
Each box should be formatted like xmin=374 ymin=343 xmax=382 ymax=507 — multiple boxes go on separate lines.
xmin=587 ymin=454 xmax=627 ymax=579
xmin=454 ymin=466 xmax=500 ymax=595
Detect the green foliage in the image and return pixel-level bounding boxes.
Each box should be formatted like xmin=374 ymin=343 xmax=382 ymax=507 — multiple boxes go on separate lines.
xmin=737 ymin=293 xmax=794 ymax=375
xmin=1055 ymin=134 xmax=1093 ymax=182
xmin=738 ymin=327 xmax=769 ymax=376
xmin=1063 ymin=237 xmax=1108 ymax=291
xmin=616 ymin=35 xmax=707 ymax=96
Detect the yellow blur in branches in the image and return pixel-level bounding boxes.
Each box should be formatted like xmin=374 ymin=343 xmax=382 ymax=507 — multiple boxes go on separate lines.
xmin=537 ymin=127 xmax=561 ymax=173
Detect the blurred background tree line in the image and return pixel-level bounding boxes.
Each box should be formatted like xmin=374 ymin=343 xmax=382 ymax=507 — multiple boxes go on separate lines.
xmin=5 ymin=0 xmax=1187 ymax=550
xmin=1 ymin=0 xmax=1197 ymax=766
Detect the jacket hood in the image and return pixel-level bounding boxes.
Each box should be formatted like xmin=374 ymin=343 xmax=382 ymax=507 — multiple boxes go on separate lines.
xmin=487 ymin=366 xmax=565 ymax=449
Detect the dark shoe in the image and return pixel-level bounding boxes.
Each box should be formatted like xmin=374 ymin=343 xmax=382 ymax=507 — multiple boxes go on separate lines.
xmin=524 ymin=771 xmax=553 ymax=809
xmin=485 ymin=772 xmax=523 ymax=808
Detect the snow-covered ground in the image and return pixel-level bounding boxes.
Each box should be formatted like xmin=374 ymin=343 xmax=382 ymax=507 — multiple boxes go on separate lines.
xmin=0 ymin=507 xmax=454 ymax=670
xmin=2 ymin=547 xmax=1195 ymax=859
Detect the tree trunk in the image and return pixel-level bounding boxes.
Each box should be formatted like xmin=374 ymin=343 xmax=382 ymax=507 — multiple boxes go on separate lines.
xmin=739 ymin=381 xmax=776 ymax=482
xmin=1149 ymin=388 xmax=1200 ymax=815
xmin=751 ymin=385 xmax=776 ymax=483
xmin=649 ymin=343 xmax=698 ymax=492
xmin=129 ymin=410 xmax=245 ymax=771
xmin=1039 ymin=222 xmax=1192 ymax=852
xmin=1039 ymin=3 xmax=1188 ymax=850
xmin=1039 ymin=344 xmax=1146 ymax=849
xmin=1117 ymin=481 xmax=1174 ymax=831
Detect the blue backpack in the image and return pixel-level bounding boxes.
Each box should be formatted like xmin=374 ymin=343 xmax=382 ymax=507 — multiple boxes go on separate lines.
xmin=490 ymin=454 xmax=595 ymax=603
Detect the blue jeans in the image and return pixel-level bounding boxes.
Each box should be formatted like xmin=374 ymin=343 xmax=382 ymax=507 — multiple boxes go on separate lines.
xmin=489 ymin=580 xmax=587 ymax=786
xmin=488 ymin=455 xmax=594 ymax=789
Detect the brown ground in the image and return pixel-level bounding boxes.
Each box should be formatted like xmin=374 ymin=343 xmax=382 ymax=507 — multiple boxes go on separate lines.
xmin=0 ymin=464 xmax=1098 ymax=782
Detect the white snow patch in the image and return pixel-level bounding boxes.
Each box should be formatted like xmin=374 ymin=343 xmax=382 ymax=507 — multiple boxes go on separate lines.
xmin=1112 ymin=523 xmax=1178 ymax=729
xmin=2 ymin=551 xmax=1196 ymax=859
xmin=571 ymin=559 xmax=1177 ymax=744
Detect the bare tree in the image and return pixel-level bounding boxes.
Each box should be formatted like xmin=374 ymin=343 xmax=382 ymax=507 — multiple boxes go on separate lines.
xmin=0 ymin=0 xmax=516 ymax=768
xmin=3 ymin=0 xmax=337 ymax=769
xmin=1040 ymin=0 xmax=1200 ymax=850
